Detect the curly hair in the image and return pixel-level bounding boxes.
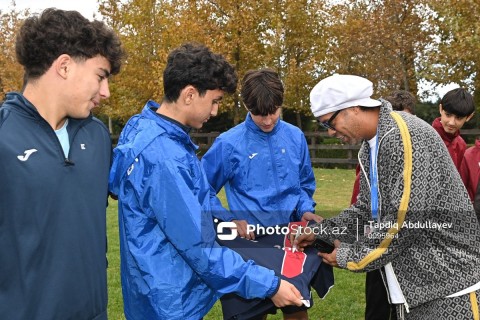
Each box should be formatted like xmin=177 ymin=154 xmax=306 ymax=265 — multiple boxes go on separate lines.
xmin=15 ymin=8 xmax=125 ymax=79
xmin=163 ymin=43 xmax=237 ymax=102
xmin=241 ymin=68 xmax=283 ymax=116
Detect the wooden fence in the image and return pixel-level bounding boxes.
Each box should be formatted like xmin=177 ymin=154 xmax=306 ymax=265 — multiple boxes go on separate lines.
xmin=190 ymin=129 xmax=480 ymax=168
xmin=113 ymin=129 xmax=480 ymax=168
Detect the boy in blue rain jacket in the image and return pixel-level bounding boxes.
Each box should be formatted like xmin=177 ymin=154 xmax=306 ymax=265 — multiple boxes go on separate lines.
xmin=109 ymin=44 xmax=303 ymax=320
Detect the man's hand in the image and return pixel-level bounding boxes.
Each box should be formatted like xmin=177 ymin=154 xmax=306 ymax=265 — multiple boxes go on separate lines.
xmin=270 ymin=279 xmax=303 ymax=307
xmin=301 ymin=212 xmax=323 ymax=223
xmin=318 ymin=240 xmax=341 ymax=267
xmin=232 ymin=219 xmax=255 ymax=240
xmin=291 ymin=227 xmax=316 ymax=252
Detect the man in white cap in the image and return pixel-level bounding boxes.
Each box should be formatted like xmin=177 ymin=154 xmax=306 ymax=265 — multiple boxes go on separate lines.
xmin=294 ymin=74 xmax=480 ymax=319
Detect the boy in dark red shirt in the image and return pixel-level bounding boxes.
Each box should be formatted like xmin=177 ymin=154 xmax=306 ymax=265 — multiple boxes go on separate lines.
xmin=432 ymin=88 xmax=475 ymax=172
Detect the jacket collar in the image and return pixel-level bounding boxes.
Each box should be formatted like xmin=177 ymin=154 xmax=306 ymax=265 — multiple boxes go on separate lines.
xmin=359 ymin=100 xmax=394 ymax=163
xmin=376 ymin=99 xmax=396 ymax=140
xmin=4 ymin=92 xmax=92 ymax=131
xmin=142 ymin=100 xmax=198 ymax=150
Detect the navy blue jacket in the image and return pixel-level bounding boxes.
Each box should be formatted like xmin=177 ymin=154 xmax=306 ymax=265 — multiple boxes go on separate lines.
xmin=0 ymin=93 xmax=111 ymax=320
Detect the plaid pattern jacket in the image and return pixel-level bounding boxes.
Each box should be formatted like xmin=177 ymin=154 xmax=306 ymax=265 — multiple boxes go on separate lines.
xmin=318 ymin=101 xmax=480 ymax=310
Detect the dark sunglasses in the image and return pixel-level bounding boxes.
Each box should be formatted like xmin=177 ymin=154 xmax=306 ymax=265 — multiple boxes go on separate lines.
xmin=319 ymin=109 xmax=342 ymax=131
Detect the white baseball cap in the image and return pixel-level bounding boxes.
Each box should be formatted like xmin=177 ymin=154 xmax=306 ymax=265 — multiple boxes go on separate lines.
xmin=310 ymin=74 xmax=381 ymax=117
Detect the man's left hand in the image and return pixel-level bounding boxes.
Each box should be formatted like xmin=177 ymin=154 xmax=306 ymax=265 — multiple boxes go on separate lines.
xmin=318 ymin=240 xmax=341 ymax=267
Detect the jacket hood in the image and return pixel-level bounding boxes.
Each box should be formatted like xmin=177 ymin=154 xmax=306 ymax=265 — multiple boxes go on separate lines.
xmin=3 ymin=92 xmax=94 ymax=130
xmin=109 ymin=100 xmax=197 ymax=195
xmin=4 ymin=92 xmax=41 ymax=119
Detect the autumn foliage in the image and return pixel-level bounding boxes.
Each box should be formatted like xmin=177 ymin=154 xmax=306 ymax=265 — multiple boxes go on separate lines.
xmin=1 ymin=0 xmax=479 ymax=129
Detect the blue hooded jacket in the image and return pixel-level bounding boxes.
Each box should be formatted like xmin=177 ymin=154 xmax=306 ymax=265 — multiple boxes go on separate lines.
xmin=109 ymin=101 xmax=279 ymax=320
xmin=202 ymin=113 xmax=316 ymax=226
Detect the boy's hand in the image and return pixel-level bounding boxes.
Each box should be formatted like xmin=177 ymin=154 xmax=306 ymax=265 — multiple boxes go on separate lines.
xmin=271 ymin=279 xmax=303 ymax=307
xmin=301 ymin=212 xmax=323 ymax=223
xmin=232 ymin=220 xmax=255 ymax=240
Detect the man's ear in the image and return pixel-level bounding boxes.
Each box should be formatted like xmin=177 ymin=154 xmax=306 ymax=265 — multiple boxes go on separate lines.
xmin=53 ymin=54 xmax=73 ymax=79
xmin=181 ymin=85 xmax=197 ymax=105
xmin=438 ymin=103 xmax=443 ymax=113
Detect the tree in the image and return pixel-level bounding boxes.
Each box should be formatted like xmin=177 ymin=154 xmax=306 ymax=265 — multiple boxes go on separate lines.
xmin=180 ymin=0 xmax=271 ymax=126
xmin=263 ymin=0 xmax=330 ymax=128
xmin=98 ymin=0 xmax=175 ymax=122
xmin=0 ymin=6 xmax=26 ymax=97
xmin=323 ymin=0 xmax=433 ymax=99
xmin=88 ymin=0 xmax=477 ymax=130
xmin=422 ymin=0 xmax=480 ymax=107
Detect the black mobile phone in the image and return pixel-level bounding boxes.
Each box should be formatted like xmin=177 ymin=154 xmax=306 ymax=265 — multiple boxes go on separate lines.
xmin=313 ymin=239 xmax=334 ymax=253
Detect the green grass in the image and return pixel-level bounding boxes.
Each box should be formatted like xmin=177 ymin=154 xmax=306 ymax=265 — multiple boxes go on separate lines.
xmin=106 ymin=168 xmax=365 ymax=319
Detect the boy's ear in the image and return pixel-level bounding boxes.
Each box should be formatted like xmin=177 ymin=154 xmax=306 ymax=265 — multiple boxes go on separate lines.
xmin=54 ymin=54 xmax=73 ymax=79
xmin=181 ymin=85 xmax=196 ymax=105
xmin=438 ymin=104 xmax=443 ymax=113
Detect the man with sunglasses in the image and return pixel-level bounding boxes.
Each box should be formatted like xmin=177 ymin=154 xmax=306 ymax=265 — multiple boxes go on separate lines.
xmin=347 ymin=89 xmax=417 ymax=319
xmin=295 ymin=74 xmax=480 ymax=319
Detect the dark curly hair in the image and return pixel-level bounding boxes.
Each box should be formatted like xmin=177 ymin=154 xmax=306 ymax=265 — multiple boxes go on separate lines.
xmin=163 ymin=43 xmax=237 ymax=102
xmin=16 ymin=8 xmax=125 ymax=80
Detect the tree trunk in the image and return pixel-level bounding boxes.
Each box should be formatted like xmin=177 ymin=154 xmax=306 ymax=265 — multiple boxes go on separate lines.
xmin=296 ymin=112 xmax=302 ymax=130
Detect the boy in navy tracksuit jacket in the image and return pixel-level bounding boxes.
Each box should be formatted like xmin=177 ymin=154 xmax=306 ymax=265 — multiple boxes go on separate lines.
xmin=0 ymin=9 xmax=125 ymax=320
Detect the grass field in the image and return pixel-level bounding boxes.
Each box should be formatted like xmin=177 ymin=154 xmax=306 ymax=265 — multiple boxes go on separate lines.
xmin=106 ymin=168 xmax=366 ymax=319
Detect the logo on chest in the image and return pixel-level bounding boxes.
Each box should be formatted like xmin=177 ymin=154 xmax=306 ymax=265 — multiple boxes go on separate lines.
xmin=17 ymin=149 xmax=38 ymax=161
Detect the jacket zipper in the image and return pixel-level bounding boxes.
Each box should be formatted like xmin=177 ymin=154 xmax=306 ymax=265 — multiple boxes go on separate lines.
xmin=42 ymin=118 xmax=86 ymax=165
xmin=267 ymin=135 xmax=281 ymax=196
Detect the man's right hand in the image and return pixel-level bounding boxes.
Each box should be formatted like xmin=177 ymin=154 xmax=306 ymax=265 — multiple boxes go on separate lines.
xmin=270 ymin=279 xmax=303 ymax=307
xmin=232 ymin=219 xmax=255 ymax=240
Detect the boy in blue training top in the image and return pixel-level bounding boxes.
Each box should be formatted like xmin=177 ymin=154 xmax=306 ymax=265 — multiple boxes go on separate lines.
xmin=202 ymin=68 xmax=325 ymax=320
